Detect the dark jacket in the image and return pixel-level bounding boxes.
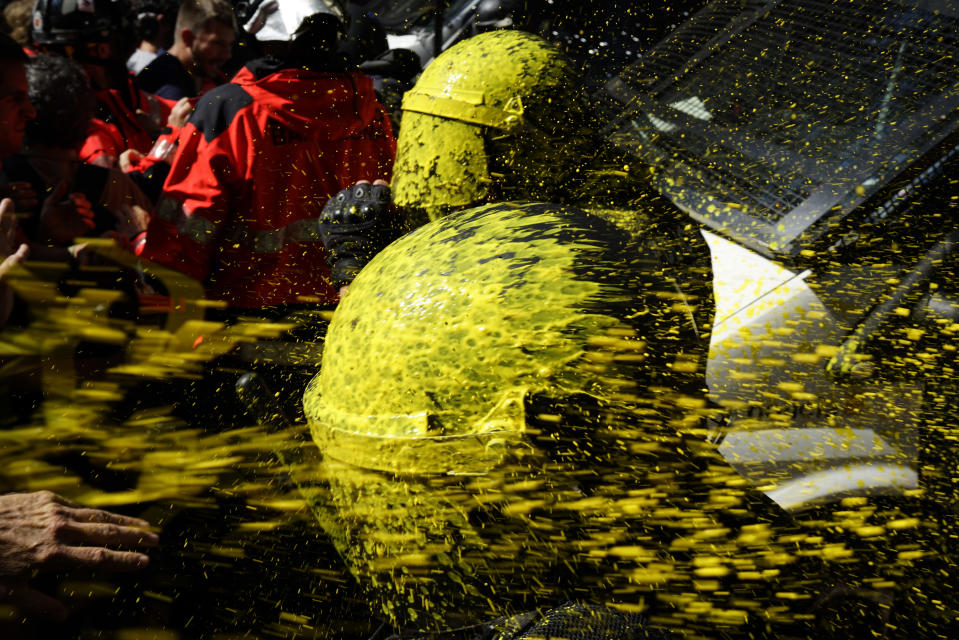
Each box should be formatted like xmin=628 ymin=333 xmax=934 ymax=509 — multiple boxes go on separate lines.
xmin=137 ymin=52 xmax=197 ymax=100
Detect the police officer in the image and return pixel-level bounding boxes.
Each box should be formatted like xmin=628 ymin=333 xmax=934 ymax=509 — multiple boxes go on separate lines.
xmin=320 ymin=30 xmax=711 ymax=343
xmin=305 ymin=201 xmax=820 ymax=639
xmin=306 ymin=30 xmax=829 ymax=640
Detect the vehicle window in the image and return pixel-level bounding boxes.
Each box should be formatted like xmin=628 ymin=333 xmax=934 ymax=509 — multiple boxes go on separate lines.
xmin=357 ymin=0 xmax=477 ymax=32
xmin=606 ymin=0 xmax=959 ymax=256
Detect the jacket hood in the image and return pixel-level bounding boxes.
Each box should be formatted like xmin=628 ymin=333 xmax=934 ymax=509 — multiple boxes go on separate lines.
xmin=233 ymin=60 xmax=381 ymax=141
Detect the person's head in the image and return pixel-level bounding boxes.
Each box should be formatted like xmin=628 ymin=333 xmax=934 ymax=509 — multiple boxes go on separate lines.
xmin=30 ymin=0 xmax=133 ymax=90
xmin=172 ymin=0 xmax=235 ymax=80
xmin=391 ymin=30 xmax=598 ymax=222
xmin=3 ymin=0 xmax=35 ymax=46
xmin=24 ymin=54 xmax=95 ymax=149
xmin=239 ymin=0 xmax=346 ymax=67
xmin=303 ymin=202 xmax=724 ymax=632
xmin=0 ymin=32 xmax=35 ymax=157
xmin=130 ymin=0 xmax=176 ymax=49
xmin=337 ymin=9 xmax=385 ymax=65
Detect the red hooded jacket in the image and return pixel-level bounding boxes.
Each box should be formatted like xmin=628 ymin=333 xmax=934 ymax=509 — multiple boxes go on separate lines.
xmin=138 ymin=60 xmax=396 ymax=308
xmin=80 ymin=79 xmax=176 ymax=167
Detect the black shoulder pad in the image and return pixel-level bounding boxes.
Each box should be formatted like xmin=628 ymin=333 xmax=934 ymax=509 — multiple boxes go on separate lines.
xmin=190 ymin=83 xmax=255 ymax=142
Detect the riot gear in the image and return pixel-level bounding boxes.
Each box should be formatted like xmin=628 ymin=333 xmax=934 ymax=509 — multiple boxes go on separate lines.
xmin=31 ymin=0 xmax=125 ymax=49
xmin=317 ymin=182 xmax=397 ymax=289
xmin=304 ymin=202 xmax=804 ymax=636
xmin=392 ymin=30 xmax=597 ymax=222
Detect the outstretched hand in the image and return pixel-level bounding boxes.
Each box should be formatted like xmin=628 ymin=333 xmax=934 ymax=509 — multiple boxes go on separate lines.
xmin=0 ymin=490 xmax=158 ymax=619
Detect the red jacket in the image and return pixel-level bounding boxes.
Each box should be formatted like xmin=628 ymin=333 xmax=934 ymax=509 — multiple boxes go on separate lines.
xmin=138 ymin=60 xmax=396 ymax=308
xmin=80 ymin=80 xmax=175 ymax=167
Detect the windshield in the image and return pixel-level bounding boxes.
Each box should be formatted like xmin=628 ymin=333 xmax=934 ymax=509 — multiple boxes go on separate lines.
xmin=606 ymin=0 xmax=959 ymax=256
xmin=352 ymin=0 xmax=473 ymax=32
xmin=350 ymin=0 xmax=436 ymax=30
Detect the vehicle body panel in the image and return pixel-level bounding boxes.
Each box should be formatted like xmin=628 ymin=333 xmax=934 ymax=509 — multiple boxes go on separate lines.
xmin=605 ymin=0 xmax=959 ymax=510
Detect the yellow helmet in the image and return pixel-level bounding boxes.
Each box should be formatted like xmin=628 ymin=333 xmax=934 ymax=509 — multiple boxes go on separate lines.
xmin=392 ymin=31 xmax=596 ymax=222
xmin=301 ymin=202 xmax=772 ymax=633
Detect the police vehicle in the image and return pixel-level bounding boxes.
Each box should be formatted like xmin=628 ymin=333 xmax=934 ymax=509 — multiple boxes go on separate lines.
xmin=602 ymin=0 xmax=959 ymax=512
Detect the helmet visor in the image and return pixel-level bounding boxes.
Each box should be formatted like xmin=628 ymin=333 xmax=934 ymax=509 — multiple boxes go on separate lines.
xmin=391 ymin=111 xmax=489 ymax=222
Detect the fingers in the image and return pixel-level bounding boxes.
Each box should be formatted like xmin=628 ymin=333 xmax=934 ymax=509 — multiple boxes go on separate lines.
xmin=33 ymin=489 xmax=78 ymax=508
xmin=169 ymin=97 xmax=194 ymax=128
xmin=0 ymin=199 xmax=16 ymax=251
xmin=61 ymin=520 xmax=158 ymax=549
xmin=118 ymin=149 xmax=144 ymax=173
xmin=373 ymin=179 xmax=389 ymax=186
xmin=126 ymin=204 xmax=151 ymax=233
xmin=0 ymin=244 xmax=29 ymax=279
xmin=42 ymin=546 xmax=150 ymax=572
xmin=69 ymin=507 xmax=152 ymax=529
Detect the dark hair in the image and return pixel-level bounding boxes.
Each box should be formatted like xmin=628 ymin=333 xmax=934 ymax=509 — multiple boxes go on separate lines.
xmin=129 ymin=0 xmax=176 ymax=41
xmin=0 ymin=31 xmax=28 ymax=63
xmin=24 ymin=54 xmax=96 ymax=148
xmin=338 ymin=13 xmax=386 ymax=65
xmin=289 ymin=13 xmax=343 ymax=70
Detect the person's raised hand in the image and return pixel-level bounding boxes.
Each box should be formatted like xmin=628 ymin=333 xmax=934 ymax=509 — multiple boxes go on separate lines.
xmin=0 ymin=242 xmax=28 ymax=281
xmin=0 ymin=198 xmax=28 ymax=325
xmin=0 ymin=197 xmax=28 ymax=277
xmin=167 ymin=97 xmax=194 ymax=130
xmin=118 ymin=148 xmax=145 ymax=173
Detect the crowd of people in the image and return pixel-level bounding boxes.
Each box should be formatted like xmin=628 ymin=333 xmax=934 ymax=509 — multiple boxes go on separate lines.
xmin=0 ymin=0 xmax=950 ymax=637
xmin=0 ymin=0 xmax=401 ymax=314
xmin=0 ymin=0 xmax=404 ymax=633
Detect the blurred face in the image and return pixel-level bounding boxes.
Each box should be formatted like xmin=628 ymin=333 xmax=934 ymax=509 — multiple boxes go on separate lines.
xmin=0 ymin=60 xmax=36 ymax=157
xmin=191 ymin=20 xmax=235 ymax=79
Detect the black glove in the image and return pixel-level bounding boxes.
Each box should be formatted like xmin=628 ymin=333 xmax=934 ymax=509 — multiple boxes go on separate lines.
xmin=317 ymin=182 xmax=396 ymax=289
